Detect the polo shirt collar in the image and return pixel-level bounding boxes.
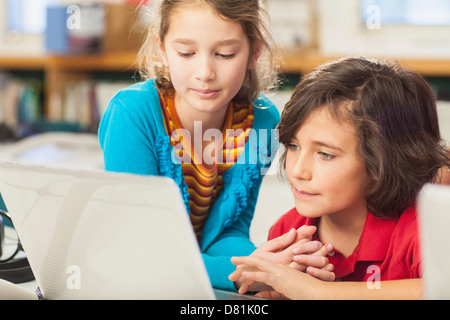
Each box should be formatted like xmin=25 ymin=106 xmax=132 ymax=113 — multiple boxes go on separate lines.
xmin=356 ymin=213 xmax=397 ymax=261
xmin=306 ymin=213 xmax=398 ymax=261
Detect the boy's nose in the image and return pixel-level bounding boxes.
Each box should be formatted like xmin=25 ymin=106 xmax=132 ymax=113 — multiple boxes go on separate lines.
xmin=291 ymin=153 xmax=312 ymax=181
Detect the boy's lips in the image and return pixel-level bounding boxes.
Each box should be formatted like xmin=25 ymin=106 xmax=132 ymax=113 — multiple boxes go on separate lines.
xmin=293 ymin=187 xmax=320 ymax=198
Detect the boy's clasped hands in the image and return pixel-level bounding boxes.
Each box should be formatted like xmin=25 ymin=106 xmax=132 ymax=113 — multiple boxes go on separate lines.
xmin=229 ymin=225 xmax=335 ymax=299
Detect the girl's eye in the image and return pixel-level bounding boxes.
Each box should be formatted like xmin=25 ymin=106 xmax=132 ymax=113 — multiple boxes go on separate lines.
xmin=216 ymin=53 xmax=235 ymax=59
xmin=319 ymin=152 xmax=335 ymax=161
xmin=177 ymin=52 xmax=194 ymax=58
xmin=287 ymin=144 xmax=299 ymax=151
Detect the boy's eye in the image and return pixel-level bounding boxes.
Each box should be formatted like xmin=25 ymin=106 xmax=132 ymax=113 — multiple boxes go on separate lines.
xmin=319 ymin=152 xmax=335 ymax=161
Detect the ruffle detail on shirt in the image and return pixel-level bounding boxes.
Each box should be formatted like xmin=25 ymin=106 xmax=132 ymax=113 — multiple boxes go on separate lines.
xmin=155 ymin=135 xmax=190 ymax=214
xmin=244 ymin=164 xmax=261 ymax=191
xmin=223 ymin=138 xmax=272 ymax=225
xmin=227 ymin=164 xmax=261 ymax=223
xmin=232 ymin=180 xmax=247 ymax=222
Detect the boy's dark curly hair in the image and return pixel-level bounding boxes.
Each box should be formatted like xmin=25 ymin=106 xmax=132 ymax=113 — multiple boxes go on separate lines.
xmin=278 ymin=57 xmax=450 ymax=218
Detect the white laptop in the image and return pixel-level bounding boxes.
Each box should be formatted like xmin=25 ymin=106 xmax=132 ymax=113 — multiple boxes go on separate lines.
xmin=0 ymin=161 xmax=217 ymax=300
xmin=418 ymin=183 xmax=450 ymax=300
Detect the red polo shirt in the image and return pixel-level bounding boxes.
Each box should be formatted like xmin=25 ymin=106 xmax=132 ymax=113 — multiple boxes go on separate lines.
xmin=268 ymin=206 xmax=422 ymax=281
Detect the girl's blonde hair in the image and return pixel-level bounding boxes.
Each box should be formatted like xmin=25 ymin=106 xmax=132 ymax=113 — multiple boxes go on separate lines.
xmin=137 ymin=0 xmax=281 ymax=103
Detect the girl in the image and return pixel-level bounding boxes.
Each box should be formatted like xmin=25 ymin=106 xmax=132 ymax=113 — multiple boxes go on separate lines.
xmin=230 ymin=57 xmax=450 ymax=299
xmin=99 ymin=0 xmax=320 ymax=291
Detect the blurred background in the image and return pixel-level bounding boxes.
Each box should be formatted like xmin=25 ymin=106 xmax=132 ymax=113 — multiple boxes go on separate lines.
xmin=0 ymin=0 xmax=449 ymax=244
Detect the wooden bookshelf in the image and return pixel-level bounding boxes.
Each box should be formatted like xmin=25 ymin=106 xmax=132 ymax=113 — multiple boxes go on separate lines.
xmin=3 ymin=49 xmax=450 ymax=76
xmin=0 ymin=51 xmax=139 ymax=119
xmin=46 ymin=51 xmax=138 ymax=71
xmin=0 ymin=2 xmax=146 ymax=133
xmin=0 ymin=55 xmax=48 ymax=70
xmin=1 ymin=49 xmax=450 ymax=123
xmin=281 ymin=49 xmax=450 ymax=77
xmin=0 ymin=51 xmax=138 ymax=71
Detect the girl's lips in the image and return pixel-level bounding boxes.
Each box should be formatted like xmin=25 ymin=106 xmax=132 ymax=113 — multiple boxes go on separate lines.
xmin=192 ymin=89 xmax=220 ymax=99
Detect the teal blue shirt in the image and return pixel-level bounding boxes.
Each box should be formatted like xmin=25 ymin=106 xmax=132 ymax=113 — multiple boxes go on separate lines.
xmin=98 ymin=79 xmax=280 ymax=291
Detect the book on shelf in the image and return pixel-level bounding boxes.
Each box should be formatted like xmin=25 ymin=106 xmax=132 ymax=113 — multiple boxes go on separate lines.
xmin=0 ymin=73 xmax=42 ymax=131
xmin=0 ymin=72 xmax=133 ymax=138
xmin=55 ymin=80 xmax=132 ymax=128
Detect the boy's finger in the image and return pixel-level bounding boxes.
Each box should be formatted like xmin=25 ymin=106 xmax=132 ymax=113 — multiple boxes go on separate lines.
xmin=306 ymin=266 xmax=335 ymax=282
xmin=292 ymin=240 xmax=322 ymax=255
xmin=310 ymin=243 xmax=334 ymax=257
xmin=293 ymin=254 xmax=329 ymax=268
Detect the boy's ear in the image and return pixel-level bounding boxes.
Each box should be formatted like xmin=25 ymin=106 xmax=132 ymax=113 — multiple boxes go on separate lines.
xmin=248 ymin=41 xmax=263 ymax=69
xmin=155 ymin=33 xmax=169 ymax=67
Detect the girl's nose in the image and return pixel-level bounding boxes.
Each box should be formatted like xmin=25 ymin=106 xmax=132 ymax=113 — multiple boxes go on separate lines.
xmin=195 ymin=56 xmax=216 ymax=82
